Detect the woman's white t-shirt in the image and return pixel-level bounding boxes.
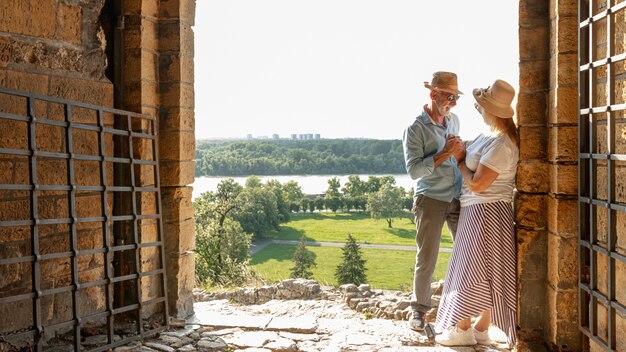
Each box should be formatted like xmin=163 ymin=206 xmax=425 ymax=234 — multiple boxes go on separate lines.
xmin=460 ymin=133 xmax=519 ymax=207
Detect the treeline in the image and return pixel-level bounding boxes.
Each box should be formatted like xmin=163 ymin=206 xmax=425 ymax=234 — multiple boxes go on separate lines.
xmin=195 ymin=139 xmax=405 ymax=176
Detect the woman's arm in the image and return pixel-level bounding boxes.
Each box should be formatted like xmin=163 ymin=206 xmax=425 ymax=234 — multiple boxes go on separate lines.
xmin=458 ymin=161 xmax=499 ymax=193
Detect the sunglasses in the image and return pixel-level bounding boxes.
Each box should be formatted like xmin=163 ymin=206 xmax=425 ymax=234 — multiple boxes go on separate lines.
xmin=439 ymin=93 xmax=460 ymax=102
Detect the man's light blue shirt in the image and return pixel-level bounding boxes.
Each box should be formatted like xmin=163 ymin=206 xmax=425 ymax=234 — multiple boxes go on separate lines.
xmin=402 ymin=109 xmax=462 ymax=202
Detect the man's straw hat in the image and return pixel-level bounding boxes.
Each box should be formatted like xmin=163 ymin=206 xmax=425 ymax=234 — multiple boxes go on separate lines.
xmin=473 ymin=79 xmax=515 ymax=118
xmin=423 ymin=71 xmax=463 ymax=95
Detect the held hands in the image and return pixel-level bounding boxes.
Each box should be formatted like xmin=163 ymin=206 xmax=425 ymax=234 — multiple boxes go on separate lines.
xmin=444 ymin=134 xmax=466 ymax=162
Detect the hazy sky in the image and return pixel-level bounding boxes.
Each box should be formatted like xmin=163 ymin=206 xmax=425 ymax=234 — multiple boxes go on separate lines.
xmin=194 ymin=1 xmax=519 ymax=141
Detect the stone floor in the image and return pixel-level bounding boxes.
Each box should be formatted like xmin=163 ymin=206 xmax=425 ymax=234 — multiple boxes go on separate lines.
xmin=124 ymin=294 xmax=513 ymax=352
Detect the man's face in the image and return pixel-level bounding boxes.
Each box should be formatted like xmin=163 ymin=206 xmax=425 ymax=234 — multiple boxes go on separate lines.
xmin=433 ymin=91 xmax=459 ymax=116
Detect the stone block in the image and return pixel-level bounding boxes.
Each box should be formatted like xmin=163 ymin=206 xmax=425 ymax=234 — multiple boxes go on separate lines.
xmin=519 ymin=25 xmax=550 ymax=60
xmin=158 ymin=22 xmax=194 ymax=55
xmin=160 ymin=0 xmax=196 ymax=26
xmin=515 ymin=193 xmax=548 ymax=229
xmin=159 ymin=52 xmax=195 ymax=84
xmin=546 ymin=286 xmax=580 ymax=351
xmin=0 ymin=198 xmax=30 ymax=222
xmin=2 ymin=70 xmax=49 ymax=96
xmin=550 ymin=0 xmax=579 ymax=18
xmin=519 ymin=126 xmax=548 ymax=161
xmin=127 ymin=0 xmax=158 ymax=18
xmin=550 ymin=54 xmax=578 ymax=87
xmin=160 ymin=82 xmax=194 ymax=109
xmin=57 ymin=2 xmax=82 ymax=45
xmin=49 ymin=76 xmax=114 ymax=107
xmin=516 ymin=90 xmax=548 ymax=126
xmin=159 ymin=130 xmax=196 ymax=161
xmin=166 ymin=251 xmax=195 ymax=318
xmin=36 ymin=123 xmax=66 ymax=153
xmin=0 ymin=118 xmax=28 ymax=150
xmin=519 ymin=60 xmax=549 ymax=92
xmin=549 ymin=86 xmax=578 ymax=124
xmin=615 ymin=260 xmax=626 ymax=308
xmin=159 ymin=160 xmax=195 ymax=187
xmin=518 ymin=279 xmax=547 ymax=334
xmin=549 ymin=125 xmax=578 ymax=162
xmin=551 ymin=14 xmax=578 ymax=54
xmin=124 ymin=80 xmax=159 ymax=109
xmin=161 ymin=186 xmax=194 ymax=224
xmin=159 ymin=107 xmax=195 ymax=132
xmin=0 ymin=160 xmax=13 ymax=184
xmin=516 ymin=161 xmax=550 ymax=193
xmin=124 ymin=49 xmax=158 ymax=82
xmin=547 ymin=196 xmax=577 ymax=237
xmin=0 ymin=0 xmax=55 ymax=38
xmin=519 ymin=0 xmax=549 ymax=27
xmin=163 ymin=216 xmax=195 ymax=254
xmin=547 ymin=232 xmax=578 ymax=289
xmin=517 ymin=228 xmax=547 ymax=279
xmin=550 ymin=163 xmax=578 ymax=195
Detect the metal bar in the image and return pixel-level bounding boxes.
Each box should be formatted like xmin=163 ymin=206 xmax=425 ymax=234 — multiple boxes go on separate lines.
xmin=587 ymin=0 xmax=598 ymax=339
xmin=97 ymin=108 xmax=115 ymax=345
xmin=0 ymin=255 xmax=34 ymax=265
xmin=0 ymin=147 xmax=31 ymax=156
xmin=128 ymin=113 xmax=144 ymax=336
xmin=606 ymin=5 xmax=616 ymax=347
xmin=153 ymin=110 xmax=170 ymax=324
xmin=0 ymin=292 xmax=35 ymax=304
xmin=66 ymin=103 xmax=82 ymax=351
xmin=0 ymin=87 xmax=155 ymax=120
xmin=27 ymin=95 xmax=43 ymax=352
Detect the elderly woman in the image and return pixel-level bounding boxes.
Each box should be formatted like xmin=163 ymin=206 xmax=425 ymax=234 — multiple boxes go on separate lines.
xmin=434 ymin=79 xmax=519 ymax=348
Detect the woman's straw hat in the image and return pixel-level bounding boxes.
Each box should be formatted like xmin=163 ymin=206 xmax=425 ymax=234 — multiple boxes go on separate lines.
xmin=473 ymin=79 xmax=515 ymax=118
xmin=424 ymin=71 xmax=463 ymax=95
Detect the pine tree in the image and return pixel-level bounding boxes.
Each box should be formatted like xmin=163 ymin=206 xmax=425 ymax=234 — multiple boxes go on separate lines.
xmin=290 ymin=237 xmax=316 ymax=279
xmin=335 ymin=234 xmax=368 ymax=285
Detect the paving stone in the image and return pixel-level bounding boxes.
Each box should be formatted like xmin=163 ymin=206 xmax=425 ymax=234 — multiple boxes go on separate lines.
xmin=224 ymin=331 xmax=279 ymax=348
xmin=196 ymin=336 xmax=228 ymax=350
xmin=188 ymin=312 xmax=271 ymax=329
xmin=144 ymin=342 xmax=175 ymax=352
xmin=177 ymin=345 xmax=197 ymax=352
xmin=263 ymin=337 xmax=297 ymax=352
xmin=202 ymin=328 xmax=240 ymax=337
xmin=277 ymin=331 xmax=320 ymax=341
xmin=155 ymin=335 xmax=183 ymax=347
xmin=265 ymin=316 xmax=317 ymax=333
xmin=161 ymin=325 xmax=199 ymax=338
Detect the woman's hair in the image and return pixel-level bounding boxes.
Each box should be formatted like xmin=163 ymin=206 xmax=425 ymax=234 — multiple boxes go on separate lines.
xmin=482 ymin=109 xmax=519 ymax=146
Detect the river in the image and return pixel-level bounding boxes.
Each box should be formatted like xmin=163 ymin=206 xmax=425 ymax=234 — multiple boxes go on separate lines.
xmin=192 ymin=174 xmax=415 ymax=199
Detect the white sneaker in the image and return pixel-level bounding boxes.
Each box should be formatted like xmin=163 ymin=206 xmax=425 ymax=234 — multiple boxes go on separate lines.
xmin=472 ymin=327 xmax=491 ymax=345
xmin=435 ymin=325 xmax=477 ymax=346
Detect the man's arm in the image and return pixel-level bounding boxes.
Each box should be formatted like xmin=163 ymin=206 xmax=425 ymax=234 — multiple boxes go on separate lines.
xmin=403 ymin=128 xmax=463 ymax=180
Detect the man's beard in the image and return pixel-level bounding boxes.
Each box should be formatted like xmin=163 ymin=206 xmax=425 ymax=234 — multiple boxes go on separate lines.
xmin=435 ymin=101 xmax=451 ymax=116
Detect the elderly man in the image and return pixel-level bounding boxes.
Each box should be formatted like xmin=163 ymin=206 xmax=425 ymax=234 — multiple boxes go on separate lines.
xmin=402 ymin=71 xmax=465 ymax=331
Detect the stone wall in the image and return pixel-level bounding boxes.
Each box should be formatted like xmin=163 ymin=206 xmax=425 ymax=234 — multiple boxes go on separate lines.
xmin=0 ymin=0 xmax=115 ymax=335
xmin=516 ymin=0 xmax=551 ymax=349
xmin=0 ymin=0 xmax=197 ymax=338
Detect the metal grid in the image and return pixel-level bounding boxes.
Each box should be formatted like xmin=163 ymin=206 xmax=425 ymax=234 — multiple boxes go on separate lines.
xmin=578 ymin=0 xmax=626 ymax=350
xmin=0 ymin=87 xmax=168 ymax=351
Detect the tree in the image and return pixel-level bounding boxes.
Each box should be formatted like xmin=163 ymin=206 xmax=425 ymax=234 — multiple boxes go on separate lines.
xmin=342 ymin=175 xmax=367 ymax=198
xmin=283 ymin=181 xmax=304 ymax=207
xmin=325 ymin=177 xmax=341 ymax=198
xmin=290 ymin=237 xmax=316 ymax=279
xmin=367 ymin=183 xmax=404 ymax=228
xmin=266 ymin=179 xmax=290 ymax=222
xmin=193 ymin=179 xmax=250 ymax=286
xmin=335 ymin=234 xmax=367 ymax=285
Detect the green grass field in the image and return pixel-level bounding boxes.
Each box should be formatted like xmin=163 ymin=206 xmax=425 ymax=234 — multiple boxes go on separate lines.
xmin=265 ymin=212 xmax=453 ymax=248
xmin=250 ymin=243 xmax=450 ymax=291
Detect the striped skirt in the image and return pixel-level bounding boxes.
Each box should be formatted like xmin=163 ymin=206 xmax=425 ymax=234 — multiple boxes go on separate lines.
xmin=434 ymin=201 xmax=517 ymax=347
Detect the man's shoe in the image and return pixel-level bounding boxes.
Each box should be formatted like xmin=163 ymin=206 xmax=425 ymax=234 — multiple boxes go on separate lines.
xmin=435 ymin=325 xmax=477 ymax=346
xmin=408 ymin=310 xmax=427 ymax=331
xmin=472 ymin=327 xmax=491 ymax=345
